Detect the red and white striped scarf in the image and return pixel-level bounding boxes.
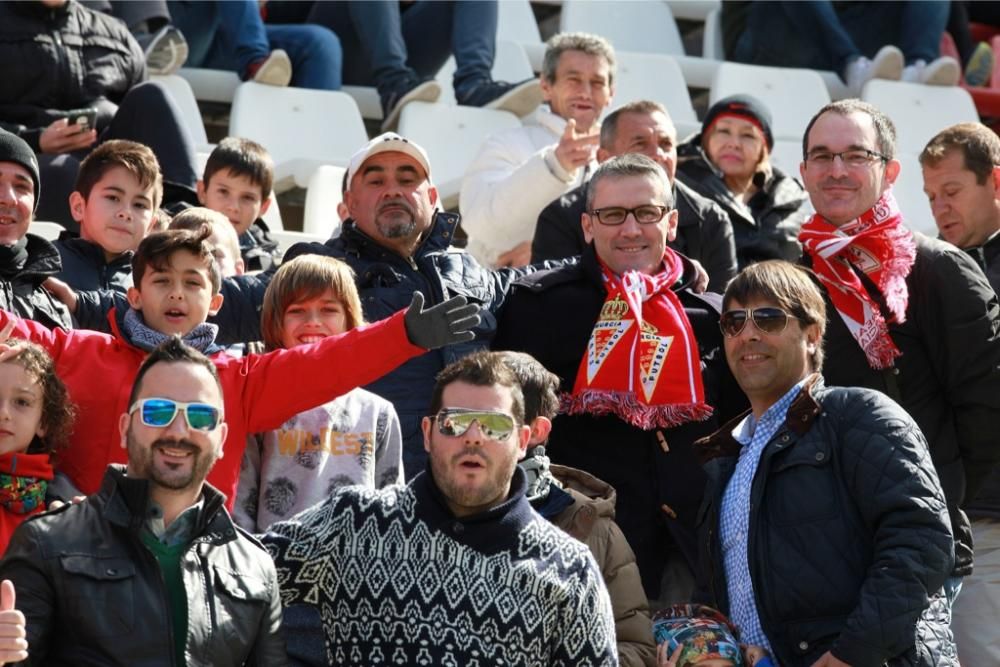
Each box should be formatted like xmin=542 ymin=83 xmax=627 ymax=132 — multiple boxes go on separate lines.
xmin=798 ymin=190 xmax=916 ymax=369
xmin=563 ymin=249 xmax=712 ymax=429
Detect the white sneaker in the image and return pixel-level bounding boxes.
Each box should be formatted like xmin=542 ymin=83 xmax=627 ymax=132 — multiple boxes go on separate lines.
xmin=844 ymin=45 xmax=903 ymax=96
xmin=251 ymin=49 xmax=293 ymax=87
xmin=902 ymin=56 xmax=961 ymax=86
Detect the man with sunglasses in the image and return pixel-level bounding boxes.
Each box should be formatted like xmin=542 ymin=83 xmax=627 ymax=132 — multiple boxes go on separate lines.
xmin=797 ymin=100 xmax=1000 ymax=607
xmin=262 ymin=351 xmax=617 ymax=666
xmin=0 ymin=337 xmax=285 ymax=665
xmin=494 ymin=153 xmax=747 ymax=603
xmin=696 ymin=260 xmax=957 ymax=667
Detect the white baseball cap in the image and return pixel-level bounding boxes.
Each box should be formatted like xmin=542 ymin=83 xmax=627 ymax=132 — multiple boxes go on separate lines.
xmin=346 ymin=132 xmax=432 ymax=186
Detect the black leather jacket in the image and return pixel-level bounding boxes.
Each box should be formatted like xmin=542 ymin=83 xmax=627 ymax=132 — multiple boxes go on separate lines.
xmin=0 ymin=0 xmax=146 ymax=150
xmin=0 ymin=466 xmax=286 ymax=666
xmin=696 ymin=376 xmax=955 ymax=667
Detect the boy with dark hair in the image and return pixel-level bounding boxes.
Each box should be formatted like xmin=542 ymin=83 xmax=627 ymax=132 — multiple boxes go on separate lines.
xmin=0 ymin=227 xmax=479 ymax=504
xmin=55 ymin=139 xmax=163 ymax=295
xmin=196 ymin=137 xmax=281 ymax=271
xmin=502 ymin=350 xmax=656 ymax=667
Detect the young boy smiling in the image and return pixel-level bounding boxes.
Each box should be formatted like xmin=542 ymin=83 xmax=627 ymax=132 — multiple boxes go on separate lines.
xmin=0 ymin=227 xmax=479 ymax=503
xmin=55 ymin=140 xmax=161 ymax=294
xmin=195 ymin=137 xmax=280 ymax=272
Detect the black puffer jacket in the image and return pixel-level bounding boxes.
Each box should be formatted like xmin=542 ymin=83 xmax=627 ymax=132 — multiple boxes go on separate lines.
xmin=283 ymin=212 xmax=534 ymax=476
xmin=695 ymin=376 xmax=955 ymax=667
xmin=677 ymin=136 xmax=809 ymax=267
xmin=532 ymin=179 xmax=739 ymax=292
xmin=0 ymin=0 xmax=146 ymax=150
xmin=0 ymin=465 xmax=287 ymax=666
xmin=0 ymin=234 xmax=71 ymax=330
xmin=804 ymin=233 xmax=1000 ymax=575
xmin=53 ymin=234 xmax=133 ymax=294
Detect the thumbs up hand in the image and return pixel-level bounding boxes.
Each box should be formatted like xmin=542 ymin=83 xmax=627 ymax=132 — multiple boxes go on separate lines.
xmin=0 ymin=580 xmax=28 ymax=664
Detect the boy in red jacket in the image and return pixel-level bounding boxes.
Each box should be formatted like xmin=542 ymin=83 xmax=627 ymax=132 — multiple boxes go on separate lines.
xmin=0 ymin=227 xmax=478 ymax=504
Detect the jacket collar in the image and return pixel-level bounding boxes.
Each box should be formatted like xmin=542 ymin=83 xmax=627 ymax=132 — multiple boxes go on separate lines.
xmin=340 ymin=210 xmax=460 ymax=261
xmin=411 ymin=465 xmax=536 ymax=553
xmin=524 ymin=105 xmax=569 ymax=138
xmin=696 ymin=373 xmax=824 ymax=464
xmin=98 ymin=464 xmax=232 ymax=541
xmin=57 ymin=233 xmax=133 ymax=268
xmin=10 ymin=234 xmax=64 ymax=283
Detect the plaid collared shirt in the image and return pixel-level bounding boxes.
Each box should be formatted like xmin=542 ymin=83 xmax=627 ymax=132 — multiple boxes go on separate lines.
xmin=719 ymin=379 xmax=806 ymax=649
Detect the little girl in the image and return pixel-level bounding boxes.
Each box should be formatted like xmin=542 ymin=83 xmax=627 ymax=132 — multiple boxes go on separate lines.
xmin=234 ymin=255 xmax=405 ymax=532
xmin=0 ymin=338 xmax=75 ymax=554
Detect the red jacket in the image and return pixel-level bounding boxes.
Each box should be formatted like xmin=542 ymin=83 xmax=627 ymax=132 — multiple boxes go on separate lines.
xmin=0 ymin=308 xmax=424 ymax=506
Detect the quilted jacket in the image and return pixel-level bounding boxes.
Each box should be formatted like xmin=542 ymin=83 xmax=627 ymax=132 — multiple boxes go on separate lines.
xmin=695 ymin=376 xmax=956 ymax=667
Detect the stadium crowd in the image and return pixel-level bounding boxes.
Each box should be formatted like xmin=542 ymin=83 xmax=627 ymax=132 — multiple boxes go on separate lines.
xmin=0 ymin=1 xmax=998 ymax=666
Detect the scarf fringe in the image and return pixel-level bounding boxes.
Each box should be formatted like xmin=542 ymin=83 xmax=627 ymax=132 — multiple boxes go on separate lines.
xmin=561 ymin=390 xmax=713 ymax=430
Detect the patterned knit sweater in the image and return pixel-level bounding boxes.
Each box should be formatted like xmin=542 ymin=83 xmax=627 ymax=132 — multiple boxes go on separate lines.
xmin=263 ymin=467 xmax=619 ymax=666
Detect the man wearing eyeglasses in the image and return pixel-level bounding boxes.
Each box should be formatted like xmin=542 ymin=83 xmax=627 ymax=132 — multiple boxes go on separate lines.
xmin=262 ymin=351 xmax=618 ymax=666
xmin=797 ymin=100 xmax=1000 ymax=611
xmin=0 ymin=337 xmax=286 ymax=665
xmin=697 ymin=260 xmax=956 ymax=667
xmin=493 ymin=153 xmax=747 ymax=604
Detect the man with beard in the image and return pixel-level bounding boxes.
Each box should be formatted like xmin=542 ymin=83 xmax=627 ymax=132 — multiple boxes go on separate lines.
xmin=282 ymin=132 xmax=538 ymax=477
xmin=0 ymin=338 xmax=286 ymax=665
xmin=263 ymin=351 xmax=617 ymax=666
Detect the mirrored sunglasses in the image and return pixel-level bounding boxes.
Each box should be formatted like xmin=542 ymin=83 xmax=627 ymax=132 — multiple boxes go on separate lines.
xmin=129 ymin=398 xmax=222 ymax=432
xmin=719 ymin=307 xmax=798 ymax=337
xmin=434 ymin=409 xmax=516 ymax=441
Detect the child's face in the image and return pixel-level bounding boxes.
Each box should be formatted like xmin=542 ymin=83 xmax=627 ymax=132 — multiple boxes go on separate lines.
xmin=71 ymin=166 xmax=155 ymax=261
xmin=127 ymin=249 xmax=224 ymax=337
xmin=0 ymin=362 xmax=46 ymax=456
xmin=281 ymin=288 xmax=348 ymax=348
xmin=197 ymin=169 xmax=269 ymax=236
xmin=206 ymin=225 xmax=244 ymax=278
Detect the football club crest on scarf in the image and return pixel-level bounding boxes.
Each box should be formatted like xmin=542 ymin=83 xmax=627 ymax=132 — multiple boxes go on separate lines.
xmin=564 ymin=248 xmax=711 ymax=429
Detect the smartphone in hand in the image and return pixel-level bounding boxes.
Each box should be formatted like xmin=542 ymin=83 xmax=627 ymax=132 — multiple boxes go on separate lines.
xmin=63 ymin=107 xmax=98 ymax=132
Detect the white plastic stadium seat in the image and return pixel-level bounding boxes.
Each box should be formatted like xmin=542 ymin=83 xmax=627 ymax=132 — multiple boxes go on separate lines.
xmin=151 ymin=74 xmax=211 ymax=151
xmin=667 ymin=0 xmax=721 ymax=21
xmin=611 ymin=52 xmax=700 ymax=138
xmin=861 ymin=79 xmax=979 ymax=156
xmin=559 ymin=0 xmax=719 ymax=88
xmin=497 ymin=0 xmax=546 ymax=72
xmin=302 ymin=165 xmax=346 ymax=239
xmin=711 ymin=62 xmax=831 ymax=142
xmin=269 ymin=230 xmax=327 ymax=259
xmin=177 ymin=68 xmax=241 ymax=104
xmin=30 ymin=221 xmax=65 ymax=241
xmin=229 ymin=83 xmax=368 ymax=192
xmin=435 ymin=41 xmax=536 ymax=108
xmin=891 ymin=152 xmax=935 ymax=236
xmin=769 ymin=140 xmax=804 ymax=177
xmin=342 ymin=85 xmax=383 ymax=121
xmin=399 ymin=102 xmax=522 ymax=210
xmin=702 ymin=8 xmax=725 ymax=61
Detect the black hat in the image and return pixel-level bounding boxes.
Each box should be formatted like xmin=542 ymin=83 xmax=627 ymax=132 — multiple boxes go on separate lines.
xmin=0 ymin=130 xmax=40 ymax=211
xmin=702 ymin=94 xmax=774 ymax=150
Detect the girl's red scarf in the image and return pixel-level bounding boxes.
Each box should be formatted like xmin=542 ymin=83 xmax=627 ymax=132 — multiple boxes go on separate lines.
xmin=798 ymin=190 xmax=916 ymax=369
xmin=563 ymin=250 xmax=712 ymax=429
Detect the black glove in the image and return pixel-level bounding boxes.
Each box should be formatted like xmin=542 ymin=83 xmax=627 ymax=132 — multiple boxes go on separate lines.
xmin=404 ymin=292 xmax=481 ymax=349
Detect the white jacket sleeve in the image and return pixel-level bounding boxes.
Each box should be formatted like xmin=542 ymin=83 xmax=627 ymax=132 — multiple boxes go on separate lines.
xmin=460 ymin=127 xmax=580 ymax=267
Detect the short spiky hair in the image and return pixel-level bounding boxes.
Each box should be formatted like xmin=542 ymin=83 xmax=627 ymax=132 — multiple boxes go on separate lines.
xmin=802 ymin=99 xmax=897 ymax=161
xmin=497 ymin=351 xmax=560 ymax=422
xmin=2 ymin=339 xmax=75 ymax=456
xmin=920 ymin=122 xmax=1000 ymax=185
xmin=203 ymin=137 xmax=275 ymax=199
xmin=543 ymin=32 xmax=616 ymax=86
xmin=132 ymin=227 xmax=221 ymax=295
xmin=128 ymin=336 xmax=222 ymax=407
xmin=586 ymin=153 xmax=674 ymax=210
xmin=75 ymin=139 xmax=164 ymax=209
xmin=723 ymin=260 xmax=827 ymax=371
xmin=430 ymin=352 xmax=525 ymax=426
xmin=260 ymin=255 xmax=365 ymax=351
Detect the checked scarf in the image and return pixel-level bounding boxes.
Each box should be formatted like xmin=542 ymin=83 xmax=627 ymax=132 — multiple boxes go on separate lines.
xmin=799 ymin=190 xmax=915 ymax=369
xmin=0 ymin=452 xmax=52 ymax=515
xmin=563 ymin=249 xmax=712 ymax=429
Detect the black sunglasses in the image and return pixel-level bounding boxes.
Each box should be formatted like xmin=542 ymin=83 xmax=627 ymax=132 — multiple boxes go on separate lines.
xmin=719 ymin=307 xmax=799 ymax=337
